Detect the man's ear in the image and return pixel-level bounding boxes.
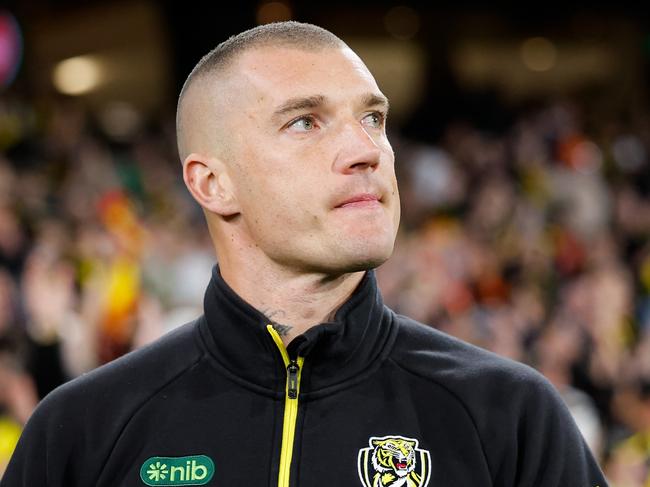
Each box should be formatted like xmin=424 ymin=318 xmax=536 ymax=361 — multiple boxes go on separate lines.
xmin=182 ymin=153 xmax=240 ymax=216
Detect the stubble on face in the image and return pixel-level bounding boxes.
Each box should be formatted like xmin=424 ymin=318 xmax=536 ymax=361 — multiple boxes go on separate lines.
xmin=188 ymin=46 xmax=401 ymax=275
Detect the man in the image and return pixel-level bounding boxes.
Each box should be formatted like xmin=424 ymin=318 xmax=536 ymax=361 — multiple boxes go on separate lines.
xmin=1 ymin=21 xmax=608 ymax=486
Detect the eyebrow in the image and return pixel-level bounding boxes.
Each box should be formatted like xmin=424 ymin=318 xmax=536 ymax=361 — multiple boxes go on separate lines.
xmin=361 ymin=93 xmax=390 ymax=113
xmin=272 ymin=95 xmax=326 ymax=120
xmin=271 ymin=92 xmax=390 ymax=123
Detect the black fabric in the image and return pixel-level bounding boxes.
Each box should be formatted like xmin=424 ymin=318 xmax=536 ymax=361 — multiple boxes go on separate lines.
xmin=1 ymin=265 xmax=608 ymax=486
xmin=200 ymin=266 xmax=394 ymax=397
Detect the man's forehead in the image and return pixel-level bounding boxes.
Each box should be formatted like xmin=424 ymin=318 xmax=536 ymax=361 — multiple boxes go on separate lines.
xmin=230 ymin=45 xmax=380 ymax=105
xmin=236 ymin=44 xmax=365 ymax=69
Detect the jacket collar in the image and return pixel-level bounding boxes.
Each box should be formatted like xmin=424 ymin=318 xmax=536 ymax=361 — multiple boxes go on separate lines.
xmin=199 ymin=265 xmax=396 ymax=397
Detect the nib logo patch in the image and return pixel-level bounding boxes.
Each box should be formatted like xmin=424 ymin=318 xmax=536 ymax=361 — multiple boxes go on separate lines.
xmin=140 ymin=455 xmax=214 ymax=486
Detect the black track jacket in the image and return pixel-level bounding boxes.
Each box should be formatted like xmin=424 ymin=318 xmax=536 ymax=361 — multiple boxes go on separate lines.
xmin=2 ymin=267 xmax=608 ymax=486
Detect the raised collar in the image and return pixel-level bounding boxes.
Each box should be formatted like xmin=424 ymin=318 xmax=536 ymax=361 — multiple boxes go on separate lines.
xmin=198 ymin=265 xmax=396 ymax=398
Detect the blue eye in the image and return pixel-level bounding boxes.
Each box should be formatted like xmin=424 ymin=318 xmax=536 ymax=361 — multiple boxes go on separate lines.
xmin=288 ymin=116 xmax=316 ymax=132
xmin=363 ymin=112 xmax=385 ymax=128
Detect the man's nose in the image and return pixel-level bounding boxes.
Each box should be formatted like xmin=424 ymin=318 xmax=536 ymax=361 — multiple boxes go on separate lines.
xmin=332 ymin=122 xmax=382 ymax=174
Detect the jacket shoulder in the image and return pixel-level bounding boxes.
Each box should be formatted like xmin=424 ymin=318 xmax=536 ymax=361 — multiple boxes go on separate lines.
xmin=2 ymin=319 xmax=205 ymax=486
xmin=390 ymin=314 xmax=607 ymax=485
xmin=54 ymin=318 xmax=204 ymax=404
xmin=391 ymin=313 xmax=544 ymax=391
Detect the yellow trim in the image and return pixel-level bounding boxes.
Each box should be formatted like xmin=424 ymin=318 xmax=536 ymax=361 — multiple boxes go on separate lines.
xmin=363 ymin=450 xmax=370 ymax=484
xmin=420 ymin=451 xmax=426 ymax=483
xmin=267 ymin=325 xmax=304 ymax=487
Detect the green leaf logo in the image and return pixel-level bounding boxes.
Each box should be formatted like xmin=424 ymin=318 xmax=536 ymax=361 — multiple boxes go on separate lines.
xmin=140 ymin=455 xmax=214 ymax=486
xmin=146 ymin=461 xmax=169 ymax=482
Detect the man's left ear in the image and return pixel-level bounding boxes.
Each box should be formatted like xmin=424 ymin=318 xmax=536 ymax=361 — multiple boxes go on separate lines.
xmin=182 ymin=152 xmax=240 ymax=217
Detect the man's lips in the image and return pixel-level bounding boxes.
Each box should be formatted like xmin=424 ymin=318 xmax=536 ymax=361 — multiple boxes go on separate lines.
xmin=335 ymin=193 xmax=382 ymax=208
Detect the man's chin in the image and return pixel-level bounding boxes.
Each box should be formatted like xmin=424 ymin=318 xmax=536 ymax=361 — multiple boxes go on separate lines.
xmin=286 ymin=248 xmax=391 ymax=276
xmin=324 ymin=243 xmax=394 ymax=273
xmin=271 ymin=234 xmax=396 ymax=275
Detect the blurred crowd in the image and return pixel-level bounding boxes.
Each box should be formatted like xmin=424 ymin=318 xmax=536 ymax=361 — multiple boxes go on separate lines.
xmin=381 ymin=101 xmax=650 ymax=485
xmin=0 ymin=94 xmax=649 ymax=484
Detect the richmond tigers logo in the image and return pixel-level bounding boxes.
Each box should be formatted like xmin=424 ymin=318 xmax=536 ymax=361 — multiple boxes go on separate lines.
xmin=357 ymin=435 xmax=431 ymax=487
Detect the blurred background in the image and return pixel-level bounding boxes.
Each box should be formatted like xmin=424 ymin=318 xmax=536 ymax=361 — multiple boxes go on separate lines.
xmin=0 ymin=0 xmax=649 ymax=483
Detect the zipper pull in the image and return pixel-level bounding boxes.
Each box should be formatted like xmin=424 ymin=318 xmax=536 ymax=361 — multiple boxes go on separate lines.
xmin=287 ymin=360 xmax=300 ymax=399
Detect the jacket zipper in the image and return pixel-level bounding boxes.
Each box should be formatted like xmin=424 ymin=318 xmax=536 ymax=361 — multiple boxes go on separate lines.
xmin=267 ymin=325 xmax=304 ymax=487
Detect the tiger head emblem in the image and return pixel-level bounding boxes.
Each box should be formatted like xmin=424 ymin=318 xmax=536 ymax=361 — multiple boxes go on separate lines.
xmin=357 ymin=435 xmax=431 ymax=487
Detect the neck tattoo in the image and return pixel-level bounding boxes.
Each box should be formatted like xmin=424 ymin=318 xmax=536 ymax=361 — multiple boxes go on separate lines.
xmin=261 ymin=308 xmax=294 ymax=337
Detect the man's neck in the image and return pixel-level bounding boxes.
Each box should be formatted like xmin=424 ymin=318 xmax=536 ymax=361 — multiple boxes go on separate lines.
xmin=219 ymin=259 xmax=365 ymax=345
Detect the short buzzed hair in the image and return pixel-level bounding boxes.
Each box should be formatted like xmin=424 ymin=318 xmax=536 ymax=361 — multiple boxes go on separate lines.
xmin=176 ymin=21 xmax=346 ymax=160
